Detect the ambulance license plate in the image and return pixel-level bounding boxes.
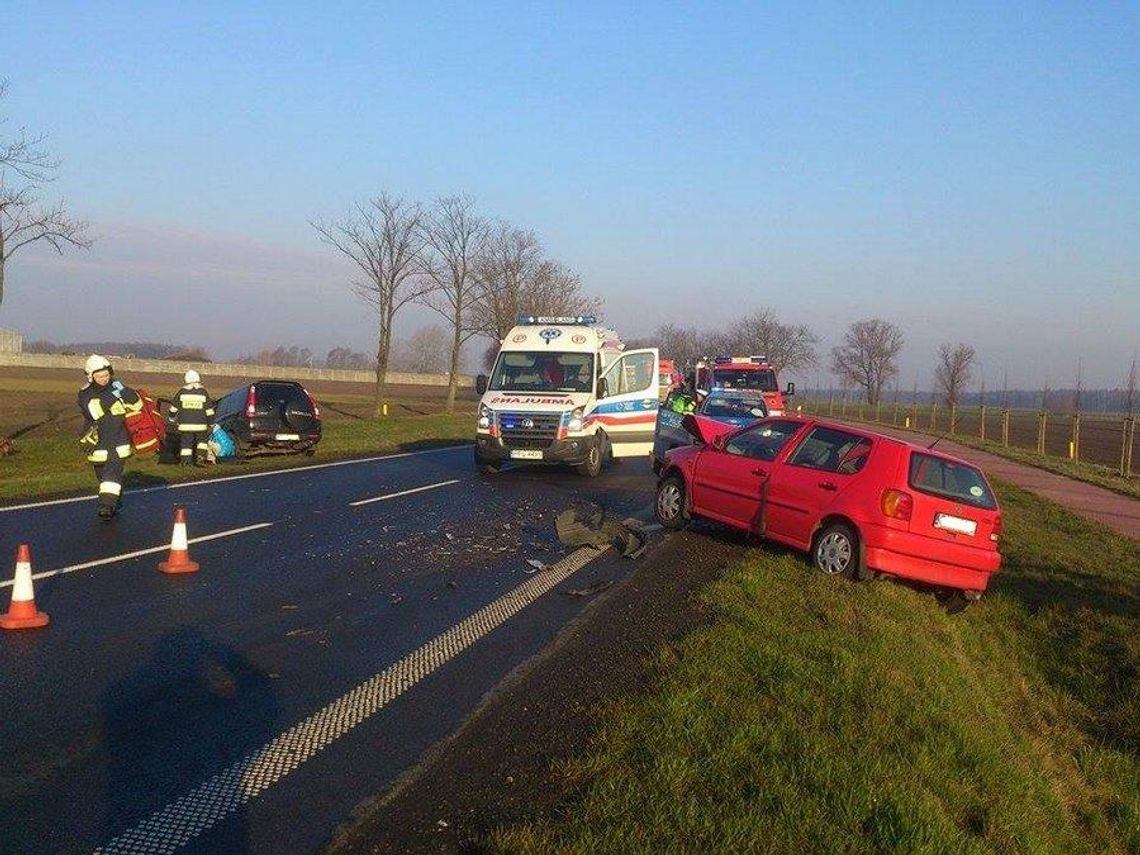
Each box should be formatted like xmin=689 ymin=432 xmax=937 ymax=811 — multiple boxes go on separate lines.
xmin=275 ymin=433 xmax=300 ymax=441
xmin=933 ymin=513 xmax=977 ymax=536
xmin=510 ymin=449 xmax=543 ymax=460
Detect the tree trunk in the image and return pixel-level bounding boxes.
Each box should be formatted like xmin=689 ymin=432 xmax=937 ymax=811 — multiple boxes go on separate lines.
xmin=446 ymin=309 xmax=462 ymax=413
xmin=0 ymin=229 xmax=6 ymax=308
xmin=373 ymin=306 xmax=393 ymax=419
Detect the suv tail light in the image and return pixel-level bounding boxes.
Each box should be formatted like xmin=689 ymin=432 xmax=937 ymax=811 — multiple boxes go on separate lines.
xmin=991 ymin=514 xmax=1002 ymax=543
xmin=245 ymin=385 xmax=257 ymax=418
xmin=881 ymin=488 xmax=913 ymax=521
xmin=303 ymin=387 xmax=320 ymax=419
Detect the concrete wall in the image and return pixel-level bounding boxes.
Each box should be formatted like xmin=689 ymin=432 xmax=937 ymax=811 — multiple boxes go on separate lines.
xmin=0 ymin=351 xmax=473 ymax=388
xmin=0 ymin=329 xmax=22 ymax=354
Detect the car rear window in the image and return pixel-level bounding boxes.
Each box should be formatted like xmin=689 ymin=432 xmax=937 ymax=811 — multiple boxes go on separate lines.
xmin=908 ymin=452 xmax=997 ymax=509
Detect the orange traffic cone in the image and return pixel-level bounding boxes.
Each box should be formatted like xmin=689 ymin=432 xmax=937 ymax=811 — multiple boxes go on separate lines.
xmin=1 ymin=544 xmax=49 ymax=630
xmin=158 ymin=508 xmax=200 ymax=574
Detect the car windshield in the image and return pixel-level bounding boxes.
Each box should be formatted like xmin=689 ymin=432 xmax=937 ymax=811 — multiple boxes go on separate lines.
xmin=489 ymin=351 xmax=594 ymax=393
xmin=701 ymin=396 xmax=767 ymax=419
xmin=711 ymin=368 xmax=778 ymax=392
xmin=909 ymin=452 xmax=997 ymax=510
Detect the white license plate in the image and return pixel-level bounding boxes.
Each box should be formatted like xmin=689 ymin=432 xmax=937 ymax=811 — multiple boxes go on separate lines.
xmin=933 ymin=513 xmax=977 ymax=536
xmin=510 ymin=449 xmax=544 ymax=460
xmin=275 ymin=433 xmax=301 ymax=441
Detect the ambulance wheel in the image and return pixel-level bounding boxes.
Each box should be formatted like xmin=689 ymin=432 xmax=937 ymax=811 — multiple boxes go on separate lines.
xmin=474 ymin=448 xmax=501 ymax=476
xmin=576 ymin=437 xmax=603 ymax=477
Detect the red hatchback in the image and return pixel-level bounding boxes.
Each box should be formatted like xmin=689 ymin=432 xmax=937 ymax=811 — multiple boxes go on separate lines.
xmin=655 ymin=415 xmax=1003 ymax=610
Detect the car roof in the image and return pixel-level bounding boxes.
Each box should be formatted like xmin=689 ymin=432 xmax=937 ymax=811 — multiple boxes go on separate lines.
xmin=779 ymin=415 xmax=985 ymax=471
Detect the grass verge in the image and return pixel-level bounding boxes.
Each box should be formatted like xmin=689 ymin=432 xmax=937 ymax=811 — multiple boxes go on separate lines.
xmin=0 ymin=413 xmax=474 ymax=502
xmin=491 ymin=483 xmax=1140 ymax=853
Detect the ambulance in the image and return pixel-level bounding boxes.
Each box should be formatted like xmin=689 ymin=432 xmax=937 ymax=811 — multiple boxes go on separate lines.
xmin=474 ymin=316 xmax=659 ymax=476
xmin=694 ymin=355 xmax=796 ymax=415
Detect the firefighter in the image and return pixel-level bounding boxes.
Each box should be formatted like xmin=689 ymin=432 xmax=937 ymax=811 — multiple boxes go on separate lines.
xmin=168 ymin=370 xmax=216 ymax=465
xmin=78 ymin=355 xmax=142 ymax=520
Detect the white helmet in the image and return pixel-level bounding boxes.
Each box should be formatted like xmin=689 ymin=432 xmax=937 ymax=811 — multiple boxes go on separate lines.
xmin=85 ymin=354 xmax=112 ymax=380
xmin=184 ymin=369 xmax=201 ymax=385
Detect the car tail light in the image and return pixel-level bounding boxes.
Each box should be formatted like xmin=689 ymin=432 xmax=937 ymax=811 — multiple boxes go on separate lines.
xmin=245 ymin=385 xmax=257 ymax=418
xmin=303 ymin=387 xmax=320 ymax=419
xmin=881 ymin=488 xmax=913 ymax=521
xmin=990 ymin=514 xmax=1002 ymax=543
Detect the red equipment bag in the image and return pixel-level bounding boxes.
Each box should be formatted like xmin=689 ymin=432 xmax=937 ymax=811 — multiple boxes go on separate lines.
xmin=124 ymin=388 xmax=166 ymax=456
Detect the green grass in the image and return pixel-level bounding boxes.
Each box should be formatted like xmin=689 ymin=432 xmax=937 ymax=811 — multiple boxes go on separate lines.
xmin=491 ymin=484 xmax=1140 ymax=853
xmin=0 ymin=413 xmax=474 ymax=501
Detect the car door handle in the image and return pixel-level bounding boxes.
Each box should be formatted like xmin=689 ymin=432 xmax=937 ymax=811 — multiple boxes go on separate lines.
xmin=818 ymin=481 xmax=838 ymax=491
xmin=751 ymin=468 xmax=768 ymax=478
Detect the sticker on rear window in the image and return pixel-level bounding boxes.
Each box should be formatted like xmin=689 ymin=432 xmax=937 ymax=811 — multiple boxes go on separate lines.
xmin=969 ymin=485 xmax=983 ymax=497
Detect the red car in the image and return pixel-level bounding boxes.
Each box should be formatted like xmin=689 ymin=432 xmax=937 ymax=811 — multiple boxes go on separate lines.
xmin=655 ymin=415 xmax=1002 ymax=611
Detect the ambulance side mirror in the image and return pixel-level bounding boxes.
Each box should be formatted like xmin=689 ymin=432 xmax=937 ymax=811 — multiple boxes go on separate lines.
xmin=475 ymin=374 xmax=488 ymax=395
xmin=785 ymin=381 xmax=796 ymax=397
xmin=597 ymin=377 xmax=609 ymax=399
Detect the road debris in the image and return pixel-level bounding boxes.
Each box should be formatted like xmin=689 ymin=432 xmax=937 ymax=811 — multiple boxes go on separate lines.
xmin=390 ymin=593 xmax=403 ymax=606
xmin=564 ymin=579 xmax=614 ymax=597
xmin=555 ymin=506 xmax=648 ymax=558
xmin=524 ymin=559 xmax=547 ymax=574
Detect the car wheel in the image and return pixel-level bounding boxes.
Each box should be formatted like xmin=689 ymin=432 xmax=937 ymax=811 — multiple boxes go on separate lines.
xmin=813 ymin=522 xmax=861 ymax=579
xmin=655 ymin=475 xmax=688 ymax=530
xmin=576 ymin=437 xmax=603 ymax=477
xmin=936 ymin=589 xmax=971 ymax=615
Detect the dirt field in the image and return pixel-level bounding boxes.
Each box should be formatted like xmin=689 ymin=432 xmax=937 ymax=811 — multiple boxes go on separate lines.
xmin=0 ymin=366 xmax=479 ymax=440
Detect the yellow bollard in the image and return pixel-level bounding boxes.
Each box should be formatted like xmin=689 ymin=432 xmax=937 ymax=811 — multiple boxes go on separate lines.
xmin=382 ymin=402 xmax=389 ymax=417
xmin=1068 ymin=441 xmax=1074 ymax=460
xmin=905 ymin=416 xmax=911 ymax=428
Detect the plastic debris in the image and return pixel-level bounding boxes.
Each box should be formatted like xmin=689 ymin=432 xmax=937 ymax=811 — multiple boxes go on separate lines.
xmin=524 ymin=558 xmax=547 ymax=574
xmin=565 ymin=580 xmax=614 ymax=597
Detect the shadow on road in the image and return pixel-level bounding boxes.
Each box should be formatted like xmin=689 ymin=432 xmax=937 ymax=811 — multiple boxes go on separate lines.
xmin=101 ymin=626 xmax=278 ymax=853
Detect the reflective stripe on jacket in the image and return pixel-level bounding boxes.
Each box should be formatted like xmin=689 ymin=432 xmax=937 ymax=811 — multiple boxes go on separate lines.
xmin=169 ymin=384 xmax=216 ymax=432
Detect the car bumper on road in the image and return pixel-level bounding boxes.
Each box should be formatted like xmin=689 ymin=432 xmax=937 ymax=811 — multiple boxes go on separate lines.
xmin=475 ymin=434 xmax=592 ymax=466
xmin=862 ymin=524 xmax=1001 ymax=591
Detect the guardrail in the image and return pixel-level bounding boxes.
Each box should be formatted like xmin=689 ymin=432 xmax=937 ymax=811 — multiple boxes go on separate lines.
xmin=0 ymin=352 xmax=473 ymax=388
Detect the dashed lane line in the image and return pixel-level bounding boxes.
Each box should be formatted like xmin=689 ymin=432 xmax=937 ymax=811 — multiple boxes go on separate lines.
xmin=93 ymin=544 xmax=609 ymax=854
xmin=349 ymin=478 xmax=461 ymax=506
xmin=0 ymin=523 xmax=274 ymax=588
xmin=0 ymin=444 xmax=471 ymax=513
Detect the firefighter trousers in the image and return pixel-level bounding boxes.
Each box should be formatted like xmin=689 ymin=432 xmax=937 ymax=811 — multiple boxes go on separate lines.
xmin=179 ymin=430 xmax=209 ymax=463
xmin=93 ymin=456 xmax=124 ymax=511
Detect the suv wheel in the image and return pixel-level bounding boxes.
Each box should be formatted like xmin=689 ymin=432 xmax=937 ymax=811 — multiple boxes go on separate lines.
xmin=813 ymin=522 xmax=863 ymax=579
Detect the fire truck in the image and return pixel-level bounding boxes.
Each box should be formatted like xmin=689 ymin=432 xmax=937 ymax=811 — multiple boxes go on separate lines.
xmin=693 ymin=355 xmax=796 ymax=415
xmin=657 ymin=359 xmax=683 ymax=401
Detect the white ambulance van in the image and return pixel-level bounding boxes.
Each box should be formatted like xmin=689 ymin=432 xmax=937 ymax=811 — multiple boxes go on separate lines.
xmin=474 ymin=316 xmax=659 ymax=476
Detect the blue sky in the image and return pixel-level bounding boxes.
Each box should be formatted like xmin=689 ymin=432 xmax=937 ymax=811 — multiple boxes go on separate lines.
xmin=3 ymin=1 xmax=1137 ymax=386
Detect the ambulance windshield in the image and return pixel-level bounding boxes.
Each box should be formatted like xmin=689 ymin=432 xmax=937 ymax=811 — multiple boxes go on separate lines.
xmin=489 ymin=351 xmax=595 ymax=393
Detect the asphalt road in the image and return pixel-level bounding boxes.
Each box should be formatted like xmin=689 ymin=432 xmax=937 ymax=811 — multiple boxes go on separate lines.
xmin=0 ymin=446 xmax=657 ymax=854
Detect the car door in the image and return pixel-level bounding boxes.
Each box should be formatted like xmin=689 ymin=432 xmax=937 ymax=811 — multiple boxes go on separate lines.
xmin=764 ymin=426 xmax=873 ymax=550
xmin=690 ymin=420 xmax=805 ymax=532
xmin=596 ymin=348 xmax=660 ymax=457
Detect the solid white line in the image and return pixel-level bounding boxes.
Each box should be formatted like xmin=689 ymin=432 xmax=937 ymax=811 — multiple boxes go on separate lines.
xmin=349 ymin=479 xmax=461 ymax=507
xmin=94 ymin=545 xmax=609 ymax=854
xmin=0 ymin=444 xmax=471 ymax=513
xmin=0 ymin=523 xmax=273 ymax=588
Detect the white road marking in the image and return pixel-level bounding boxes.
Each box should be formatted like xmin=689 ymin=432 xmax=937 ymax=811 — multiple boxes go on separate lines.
xmin=0 ymin=523 xmax=273 ymax=588
xmin=349 ymin=479 xmax=461 ymax=506
xmin=0 ymin=444 xmax=471 ymax=513
xmin=94 ymin=545 xmax=609 ymax=854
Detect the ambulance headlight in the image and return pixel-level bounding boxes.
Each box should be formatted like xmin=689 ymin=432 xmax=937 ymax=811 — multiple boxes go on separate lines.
xmin=568 ymin=407 xmax=584 ymax=432
xmin=478 ymin=403 xmax=492 ymax=429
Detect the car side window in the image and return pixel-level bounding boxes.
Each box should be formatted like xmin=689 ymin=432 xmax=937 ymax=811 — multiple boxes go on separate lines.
xmin=724 ymin=420 xmax=802 ymax=461
xmin=786 ymin=427 xmax=872 ymax=473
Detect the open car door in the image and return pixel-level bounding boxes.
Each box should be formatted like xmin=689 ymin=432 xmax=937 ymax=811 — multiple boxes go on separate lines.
xmin=596 ymin=347 xmax=660 ymax=458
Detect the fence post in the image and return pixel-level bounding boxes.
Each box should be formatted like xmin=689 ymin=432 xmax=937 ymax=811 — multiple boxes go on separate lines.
xmin=893 ymin=401 xmax=900 ymax=425
xmin=1001 ymin=408 xmax=1010 ymax=446
xmin=857 ymin=403 xmax=864 ymax=421
xmin=828 ymin=391 xmax=834 ymax=417
xmin=930 ymin=403 xmax=938 ymax=432
xmin=1037 ymin=411 xmax=1048 ymax=454
xmin=1071 ymin=413 xmax=1081 ymax=461
xmin=841 ymin=396 xmax=847 ymax=417
xmin=875 ymin=401 xmax=881 ymax=423
xmin=949 ymin=403 xmax=957 ymax=435
xmin=979 ymin=405 xmax=987 ymax=441
xmin=1121 ymin=416 xmax=1135 ymax=477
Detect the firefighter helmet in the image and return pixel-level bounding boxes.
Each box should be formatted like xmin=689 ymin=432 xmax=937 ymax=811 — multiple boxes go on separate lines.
xmin=184 ymin=369 xmax=201 ymax=385
xmin=85 ymin=354 xmax=112 ymax=380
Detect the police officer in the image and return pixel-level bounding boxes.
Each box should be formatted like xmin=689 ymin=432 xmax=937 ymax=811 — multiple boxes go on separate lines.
xmin=169 ymin=370 xmax=215 ymax=465
xmin=78 ymin=355 xmax=142 ymax=520
xmin=668 ymin=381 xmax=696 ymax=414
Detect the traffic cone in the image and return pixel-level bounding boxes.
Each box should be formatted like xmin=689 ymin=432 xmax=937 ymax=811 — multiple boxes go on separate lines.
xmin=158 ymin=508 xmax=200 ymax=574
xmin=1 ymin=545 xmax=49 ymax=630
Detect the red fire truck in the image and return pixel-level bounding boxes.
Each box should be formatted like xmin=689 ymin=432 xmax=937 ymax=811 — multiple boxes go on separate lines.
xmin=693 ymin=355 xmax=796 ymax=415
xmin=658 ymin=359 xmax=683 ymax=401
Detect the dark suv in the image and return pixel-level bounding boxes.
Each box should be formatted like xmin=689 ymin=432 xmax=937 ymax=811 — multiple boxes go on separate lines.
xmin=213 ymin=380 xmax=322 ymax=455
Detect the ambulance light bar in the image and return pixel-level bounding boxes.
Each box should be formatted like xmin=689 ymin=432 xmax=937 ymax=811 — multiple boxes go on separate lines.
xmin=516 ymin=315 xmax=597 ymax=325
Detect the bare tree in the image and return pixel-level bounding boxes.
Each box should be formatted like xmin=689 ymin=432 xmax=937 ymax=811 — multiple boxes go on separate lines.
xmin=312 ymin=193 xmax=429 ymax=417
xmin=391 ymin=324 xmax=450 ymax=374
xmin=652 ymin=323 xmax=702 ymax=369
xmin=0 ymin=81 xmax=92 ymax=309
xmin=933 ymin=342 xmax=976 ymax=408
xmin=724 ymin=308 xmax=818 ymax=373
xmin=419 ymin=195 xmax=490 ymax=412
xmin=830 ymin=318 xmax=904 ymax=405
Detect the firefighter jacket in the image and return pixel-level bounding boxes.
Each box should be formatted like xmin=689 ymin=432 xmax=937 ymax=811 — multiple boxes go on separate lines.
xmin=78 ymin=381 xmax=142 ymax=463
xmin=169 ymin=384 xmax=216 ymax=432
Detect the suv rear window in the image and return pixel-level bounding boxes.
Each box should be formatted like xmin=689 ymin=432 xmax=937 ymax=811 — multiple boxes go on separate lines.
xmin=254 ymin=382 xmax=311 ymax=410
xmin=908 ymin=452 xmax=997 ymax=509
